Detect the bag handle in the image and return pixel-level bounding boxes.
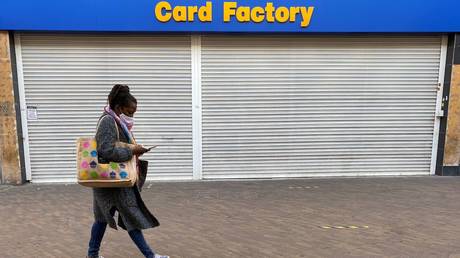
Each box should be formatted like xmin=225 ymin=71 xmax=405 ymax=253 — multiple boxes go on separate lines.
xmin=96 ymin=114 xmax=120 ymax=141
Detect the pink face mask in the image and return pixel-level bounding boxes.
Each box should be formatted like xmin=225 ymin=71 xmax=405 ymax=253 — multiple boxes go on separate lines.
xmin=120 ymin=113 xmax=134 ymax=130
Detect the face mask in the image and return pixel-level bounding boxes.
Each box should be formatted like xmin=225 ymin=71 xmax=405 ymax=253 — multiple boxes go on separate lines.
xmin=120 ymin=113 xmax=134 ymax=130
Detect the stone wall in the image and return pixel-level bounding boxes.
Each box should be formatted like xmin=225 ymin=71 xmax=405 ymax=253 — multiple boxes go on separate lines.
xmin=0 ymin=31 xmax=22 ymax=184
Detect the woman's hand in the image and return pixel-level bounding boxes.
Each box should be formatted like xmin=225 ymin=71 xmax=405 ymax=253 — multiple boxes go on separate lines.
xmin=132 ymin=145 xmax=150 ymax=156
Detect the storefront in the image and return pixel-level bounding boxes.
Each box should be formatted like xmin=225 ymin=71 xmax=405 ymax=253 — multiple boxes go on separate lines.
xmin=1 ymin=0 xmax=459 ymax=183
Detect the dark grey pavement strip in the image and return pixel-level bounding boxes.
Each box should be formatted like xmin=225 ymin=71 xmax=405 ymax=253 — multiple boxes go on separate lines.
xmin=2 ymin=177 xmax=460 ymax=257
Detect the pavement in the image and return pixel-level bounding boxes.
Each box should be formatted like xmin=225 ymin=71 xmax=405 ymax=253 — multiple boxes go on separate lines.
xmin=2 ymin=177 xmax=460 ymax=258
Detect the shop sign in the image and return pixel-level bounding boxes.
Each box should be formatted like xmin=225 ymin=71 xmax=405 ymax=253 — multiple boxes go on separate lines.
xmin=1 ymin=0 xmax=460 ymax=32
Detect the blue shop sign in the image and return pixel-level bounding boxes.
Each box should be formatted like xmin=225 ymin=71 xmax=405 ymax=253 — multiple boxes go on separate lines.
xmin=1 ymin=0 xmax=459 ymax=32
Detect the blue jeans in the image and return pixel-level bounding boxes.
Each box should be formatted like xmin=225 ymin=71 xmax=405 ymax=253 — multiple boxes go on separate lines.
xmin=88 ymin=209 xmax=155 ymax=258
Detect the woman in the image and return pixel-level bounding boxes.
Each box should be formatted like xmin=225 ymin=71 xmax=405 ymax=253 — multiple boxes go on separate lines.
xmin=87 ymin=85 xmax=168 ymax=258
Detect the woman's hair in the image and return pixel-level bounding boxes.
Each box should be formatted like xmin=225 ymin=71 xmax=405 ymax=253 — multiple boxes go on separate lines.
xmin=108 ymin=84 xmax=137 ymax=110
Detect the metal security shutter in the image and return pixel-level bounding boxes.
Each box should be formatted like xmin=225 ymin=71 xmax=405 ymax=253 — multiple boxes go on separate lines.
xmin=201 ymin=36 xmax=443 ymax=179
xmin=18 ymin=34 xmax=192 ymax=183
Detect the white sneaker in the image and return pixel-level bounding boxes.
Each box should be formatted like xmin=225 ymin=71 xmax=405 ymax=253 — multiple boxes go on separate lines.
xmin=154 ymin=254 xmax=170 ymax=258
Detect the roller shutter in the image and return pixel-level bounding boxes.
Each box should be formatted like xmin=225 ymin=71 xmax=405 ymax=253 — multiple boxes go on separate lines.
xmin=201 ymin=36 xmax=443 ymax=179
xmin=18 ymin=34 xmax=193 ymax=183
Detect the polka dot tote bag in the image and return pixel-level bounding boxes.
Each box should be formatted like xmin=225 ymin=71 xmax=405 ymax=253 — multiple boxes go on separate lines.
xmin=76 ymin=121 xmax=138 ymax=187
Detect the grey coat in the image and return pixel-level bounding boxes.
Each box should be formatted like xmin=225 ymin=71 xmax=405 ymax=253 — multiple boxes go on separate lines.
xmin=92 ymin=113 xmax=159 ymax=231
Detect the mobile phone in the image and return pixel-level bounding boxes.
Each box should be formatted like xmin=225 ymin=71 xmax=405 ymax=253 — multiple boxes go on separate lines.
xmin=146 ymin=145 xmax=158 ymax=151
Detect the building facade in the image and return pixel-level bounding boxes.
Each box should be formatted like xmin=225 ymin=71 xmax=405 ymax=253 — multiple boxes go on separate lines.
xmin=1 ymin=0 xmax=460 ymax=184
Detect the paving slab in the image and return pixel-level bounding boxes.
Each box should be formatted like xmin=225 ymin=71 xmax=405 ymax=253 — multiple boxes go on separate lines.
xmin=2 ymin=177 xmax=460 ymax=258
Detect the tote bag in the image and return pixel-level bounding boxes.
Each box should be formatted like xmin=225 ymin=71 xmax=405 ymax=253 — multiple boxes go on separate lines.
xmin=77 ymin=117 xmax=137 ymax=188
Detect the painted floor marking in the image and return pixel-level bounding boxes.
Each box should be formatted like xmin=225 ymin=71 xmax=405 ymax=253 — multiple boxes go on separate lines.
xmin=319 ymin=225 xmax=370 ymax=230
xmin=289 ymin=186 xmax=320 ymax=189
